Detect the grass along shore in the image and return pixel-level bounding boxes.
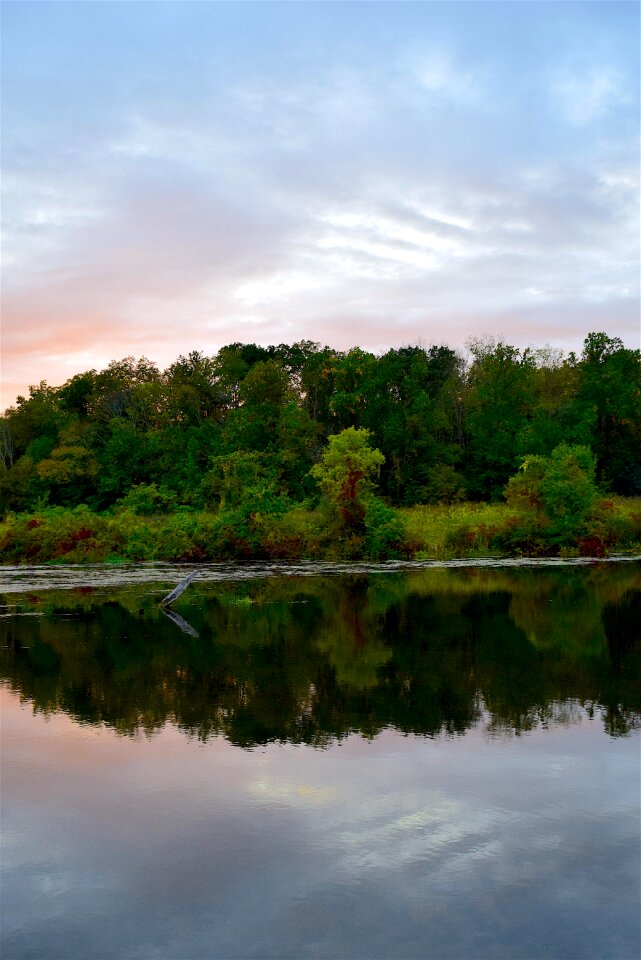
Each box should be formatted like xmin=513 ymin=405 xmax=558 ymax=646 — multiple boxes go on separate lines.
xmin=1 ymin=497 xmax=640 ymax=565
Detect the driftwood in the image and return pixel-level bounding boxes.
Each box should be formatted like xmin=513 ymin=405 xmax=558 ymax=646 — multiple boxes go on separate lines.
xmin=161 ymin=570 xmax=198 ymax=607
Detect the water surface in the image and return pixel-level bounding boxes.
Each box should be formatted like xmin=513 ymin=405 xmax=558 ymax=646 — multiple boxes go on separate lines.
xmin=1 ymin=561 xmax=640 ymax=959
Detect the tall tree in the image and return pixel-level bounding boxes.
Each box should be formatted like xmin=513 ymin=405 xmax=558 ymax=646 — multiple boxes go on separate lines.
xmin=165 ymin=351 xmax=222 ymax=426
xmin=572 ymin=333 xmax=641 ymax=493
xmin=463 ymin=339 xmax=535 ymax=500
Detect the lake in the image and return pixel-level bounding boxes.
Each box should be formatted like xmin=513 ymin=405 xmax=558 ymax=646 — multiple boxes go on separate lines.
xmin=1 ymin=559 xmax=640 ymax=960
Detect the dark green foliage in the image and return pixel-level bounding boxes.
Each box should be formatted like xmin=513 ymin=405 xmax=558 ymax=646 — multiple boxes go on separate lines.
xmin=572 ymin=333 xmax=641 ymax=494
xmin=0 ymin=456 xmax=38 ymax=513
xmin=58 ymin=371 xmax=97 ymax=419
xmin=1 ymin=333 xmax=639 ymax=559
xmin=201 ymin=450 xmax=286 ymax=513
xmin=463 ymin=339 xmax=535 ymax=500
xmin=165 ymin=351 xmax=223 ymax=425
xmin=95 ymin=419 xmax=150 ymax=503
xmin=364 ymin=498 xmax=406 ymax=559
xmin=359 ymin=345 xmax=463 ymax=504
xmin=539 ymin=444 xmax=598 ymax=535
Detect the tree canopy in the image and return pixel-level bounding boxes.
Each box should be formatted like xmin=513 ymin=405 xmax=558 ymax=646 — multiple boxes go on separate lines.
xmin=1 ymin=333 xmax=639 ymax=518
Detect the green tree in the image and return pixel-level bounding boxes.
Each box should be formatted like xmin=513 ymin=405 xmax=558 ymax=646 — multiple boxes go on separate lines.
xmin=299 ymin=346 xmax=338 ymax=424
xmin=310 ymin=427 xmax=385 ymax=531
xmin=464 ymin=339 xmax=535 ymax=500
xmin=211 ymin=343 xmax=273 ymax=413
xmin=165 ymin=351 xmax=222 ymax=426
xmin=515 ymin=349 xmax=584 ymax=458
xmin=117 ymin=482 xmax=177 ymax=515
xmin=6 ymin=382 xmax=64 ymax=459
xmin=275 ymin=402 xmax=323 ymax=500
xmin=506 ymin=443 xmax=598 ymax=542
xmin=36 ymin=423 xmax=100 ymax=506
xmin=328 ymin=348 xmax=377 ymax=429
xmin=539 ymin=444 xmax=598 ymax=535
xmin=572 ymin=333 xmax=641 ymax=494
xmin=90 ymin=357 xmax=162 ymax=426
xmin=221 ymin=360 xmax=293 ymax=454
xmin=58 ymin=371 xmax=97 ymax=420
xmin=95 ymin=419 xmax=151 ymax=505
xmin=201 ymin=450 xmax=282 ymax=512
xmin=364 ymin=346 xmax=463 ymax=504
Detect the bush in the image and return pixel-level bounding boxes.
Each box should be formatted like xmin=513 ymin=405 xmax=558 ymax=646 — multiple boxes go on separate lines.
xmin=505 ymin=444 xmax=598 ymax=547
xmin=588 ymin=497 xmax=641 ymax=552
xmin=201 ymin=451 xmax=281 ymax=512
xmin=261 ymin=507 xmax=322 ymax=559
xmin=117 ymin=483 xmax=177 ymax=515
xmin=0 ymin=506 xmax=111 ymax=562
xmin=421 ymin=464 xmax=466 ymax=504
xmin=364 ymin=499 xmax=405 ymax=559
xmin=153 ymin=513 xmax=217 ymax=561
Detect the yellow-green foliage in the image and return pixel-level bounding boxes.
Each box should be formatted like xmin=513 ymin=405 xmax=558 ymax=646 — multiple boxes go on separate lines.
xmin=589 ymin=496 xmax=641 ymax=550
xmin=399 ymin=502 xmax=521 ymax=559
xmin=400 ymin=496 xmax=641 ymax=559
xmin=260 ymin=506 xmax=328 ymax=559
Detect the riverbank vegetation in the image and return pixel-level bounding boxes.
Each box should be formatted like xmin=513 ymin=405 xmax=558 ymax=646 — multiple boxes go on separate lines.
xmin=2 ymin=332 xmax=640 ymax=561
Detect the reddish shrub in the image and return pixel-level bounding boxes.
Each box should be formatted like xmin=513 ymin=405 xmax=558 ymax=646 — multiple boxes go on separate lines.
xmin=578 ymin=535 xmax=607 ymax=558
xmin=54 ymin=527 xmax=96 ymax=557
xmin=264 ymin=536 xmax=304 ymax=559
xmin=180 ymin=545 xmax=208 ymax=561
xmin=72 ymin=527 xmax=94 ymax=542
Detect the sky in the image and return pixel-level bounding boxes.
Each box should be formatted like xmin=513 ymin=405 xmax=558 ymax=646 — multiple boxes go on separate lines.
xmin=1 ymin=1 xmax=639 ymax=408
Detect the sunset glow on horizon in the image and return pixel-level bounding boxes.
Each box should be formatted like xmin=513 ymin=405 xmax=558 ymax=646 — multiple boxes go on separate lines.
xmin=2 ymin=0 xmax=639 ymax=409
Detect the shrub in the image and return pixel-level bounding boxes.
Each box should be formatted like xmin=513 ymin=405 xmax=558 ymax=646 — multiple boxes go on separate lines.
xmin=117 ymin=483 xmax=177 ymax=515
xmin=505 ymin=444 xmax=598 ymax=547
xmin=201 ymin=451 xmax=281 ymax=512
xmin=421 ymin=464 xmax=466 ymax=504
xmin=261 ymin=507 xmax=320 ymax=559
xmin=364 ymin=499 xmax=406 ymax=559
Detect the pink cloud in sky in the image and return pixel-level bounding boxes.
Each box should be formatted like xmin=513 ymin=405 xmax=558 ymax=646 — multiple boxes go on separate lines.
xmin=2 ymin=1 xmax=638 ymax=409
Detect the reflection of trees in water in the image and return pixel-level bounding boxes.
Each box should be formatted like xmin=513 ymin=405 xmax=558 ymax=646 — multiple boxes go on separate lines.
xmin=315 ymin=578 xmax=392 ymax=691
xmin=1 ymin=565 xmax=640 ymax=744
xmin=485 ymin=698 xmax=594 ymax=739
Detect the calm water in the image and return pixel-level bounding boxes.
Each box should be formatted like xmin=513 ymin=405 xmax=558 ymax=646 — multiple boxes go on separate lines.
xmin=1 ymin=560 xmax=640 ymax=960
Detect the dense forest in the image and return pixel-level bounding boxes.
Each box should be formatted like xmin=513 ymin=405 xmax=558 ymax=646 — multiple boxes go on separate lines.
xmin=1 ymin=331 xmax=640 ymax=561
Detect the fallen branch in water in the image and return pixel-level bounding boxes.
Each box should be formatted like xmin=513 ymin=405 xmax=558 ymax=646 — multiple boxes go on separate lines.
xmin=161 ymin=570 xmax=198 ymax=607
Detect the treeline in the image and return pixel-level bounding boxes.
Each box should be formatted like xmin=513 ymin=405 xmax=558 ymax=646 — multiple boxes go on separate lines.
xmin=1 ymin=331 xmax=639 ymax=520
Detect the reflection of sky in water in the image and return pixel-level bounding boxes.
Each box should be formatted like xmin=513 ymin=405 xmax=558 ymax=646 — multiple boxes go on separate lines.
xmin=2 ymin=689 xmax=639 ymax=960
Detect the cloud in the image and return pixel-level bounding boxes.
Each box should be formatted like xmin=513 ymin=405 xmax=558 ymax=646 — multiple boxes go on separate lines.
xmin=2 ymin=3 xmax=639 ymax=408
xmin=550 ymin=66 xmax=629 ymax=125
xmin=404 ymin=46 xmax=487 ymax=108
xmin=3 ymin=148 xmax=638 ymax=408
